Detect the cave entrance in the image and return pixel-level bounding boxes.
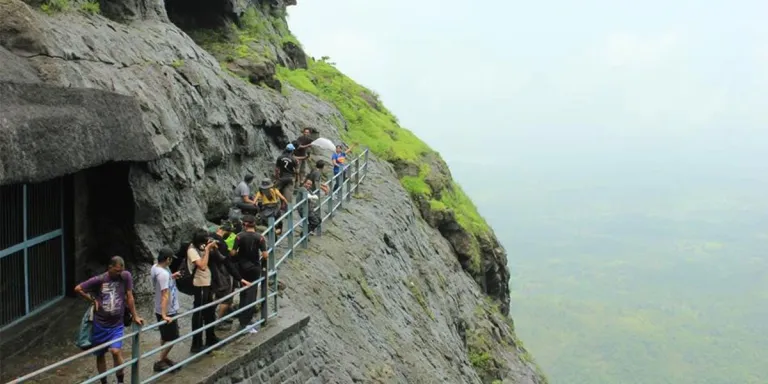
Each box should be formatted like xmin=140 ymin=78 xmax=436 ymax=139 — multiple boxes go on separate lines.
xmin=72 ymin=162 xmax=139 ymax=280
xmin=164 ymin=0 xmax=231 ymax=31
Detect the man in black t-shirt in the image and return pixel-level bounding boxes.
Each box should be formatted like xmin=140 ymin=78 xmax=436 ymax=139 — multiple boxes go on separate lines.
xmin=294 ymin=128 xmax=314 ymax=184
xmin=275 ymin=143 xmax=298 ymax=203
xmin=232 ymin=215 xmax=268 ymax=332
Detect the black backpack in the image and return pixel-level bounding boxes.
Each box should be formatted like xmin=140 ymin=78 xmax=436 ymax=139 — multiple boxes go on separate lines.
xmin=170 ymin=243 xmax=197 ymax=295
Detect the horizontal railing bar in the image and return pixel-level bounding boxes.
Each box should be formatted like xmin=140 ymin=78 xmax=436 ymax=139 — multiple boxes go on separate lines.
xmin=140 ymin=316 xmax=268 ymax=384
xmin=80 ymin=357 xmax=139 ymax=384
xmin=0 ymin=229 xmax=63 ymax=259
xmin=139 ymin=275 xmax=267 ymax=333
xmin=12 ymin=327 xmax=142 ymax=382
xmin=140 ymin=294 xmax=268 ymax=359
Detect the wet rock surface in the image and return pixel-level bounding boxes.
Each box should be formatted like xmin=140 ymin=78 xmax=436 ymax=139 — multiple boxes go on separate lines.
xmin=0 ymin=0 xmax=546 ymax=382
xmin=277 ymin=163 xmax=544 ymax=384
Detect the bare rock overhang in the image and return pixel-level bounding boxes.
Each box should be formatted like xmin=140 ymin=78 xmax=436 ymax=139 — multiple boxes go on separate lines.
xmin=0 ymin=80 xmax=162 ymax=185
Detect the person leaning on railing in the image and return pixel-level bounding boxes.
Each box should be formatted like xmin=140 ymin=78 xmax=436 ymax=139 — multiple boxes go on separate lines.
xmin=230 ymin=214 xmax=269 ymax=334
xmin=74 ymin=256 xmax=145 ymax=384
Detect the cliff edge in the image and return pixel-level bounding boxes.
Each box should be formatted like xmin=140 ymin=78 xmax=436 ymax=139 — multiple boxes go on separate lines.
xmin=0 ymin=0 xmax=547 ymax=382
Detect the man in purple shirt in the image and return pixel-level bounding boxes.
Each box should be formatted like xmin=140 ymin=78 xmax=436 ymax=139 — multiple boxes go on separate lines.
xmin=75 ymin=256 xmax=144 ymax=384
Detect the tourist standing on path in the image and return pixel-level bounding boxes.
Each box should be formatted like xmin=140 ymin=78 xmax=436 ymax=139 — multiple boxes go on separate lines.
xmin=294 ymin=127 xmax=314 ymax=184
xmin=231 ymin=215 xmax=269 ymax=334
xmin=151 ymin=248 xmax=181 ymax=373
xmin=74 ymin=256 xmax=144 ymax=384
xmin=275 ymin=143 xmax=299 ymax=203
xmin=331 ymin=143 xmax=355 ymax=197
xmin=187 ymin=231 xmax=220 ymax=353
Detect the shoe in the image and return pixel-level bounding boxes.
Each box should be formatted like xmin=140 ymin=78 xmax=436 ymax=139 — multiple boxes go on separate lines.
xmin=206 ymin=336 xmax=222 ymax=347
xmin=163 ymin=358 xmax=181 ymax=373
xmin=153 ymin=360 xmax=170 ymax=373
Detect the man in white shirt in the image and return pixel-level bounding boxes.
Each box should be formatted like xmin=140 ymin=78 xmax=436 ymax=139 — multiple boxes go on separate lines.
xmin=151 ymin=248 xmax=181 ymax=373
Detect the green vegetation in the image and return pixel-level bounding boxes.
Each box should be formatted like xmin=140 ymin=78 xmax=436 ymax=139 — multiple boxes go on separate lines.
xmin=356 ymin=276 xmax=378 ymax=307
xmin=276 ymin=57 xmax=493 ymax=270
xmin=189 ymin=7 xmax=299 ymax=65
xmin=171 ymin=59 xmax=184 ymax=69
xmin=79 ymin=1 xmax=99 ymax=14
xmin=40 ymin=0 xmax=70 ymax=14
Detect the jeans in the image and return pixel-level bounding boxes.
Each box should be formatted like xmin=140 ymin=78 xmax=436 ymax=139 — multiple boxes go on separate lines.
xmin=191 ymin=286 xmax=216 ymax=348
xmin=239 ymin=269 xmax=262 ymax=328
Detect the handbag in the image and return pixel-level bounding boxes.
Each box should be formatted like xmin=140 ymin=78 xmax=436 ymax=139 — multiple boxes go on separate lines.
xmin=75 ymin=305 xmax=95 ymax=350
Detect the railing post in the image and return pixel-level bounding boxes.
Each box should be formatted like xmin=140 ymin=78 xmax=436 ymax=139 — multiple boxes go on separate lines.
xmin=364 ymin=149 xmax=369 ymax=175
xmin=130 ymin=325 xmax=141 ymax=384
xmin=264 ymin=217 xmax=276 ymax=325
xmin=354 ymin=157 xmax=361 ymax=195
xmin=339 ymin=171 xmax=345 ymax=210
xmin=301 ymin=189 xmax=309 ymax=248
xmin=346 ymin=167 xmax=353 ymax=203
xmin=316 ymin=189 xmax=323 ymax=237
xmin=287 ymin=202 xmax=294 ymax=256
xmin=327 ymin=176 xmax=334 ymax=219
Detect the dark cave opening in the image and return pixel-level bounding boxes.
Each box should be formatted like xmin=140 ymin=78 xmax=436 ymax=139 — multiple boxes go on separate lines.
xmin=77 ymin=162 xmax=140 ymax=271
xmin=164 ymin=0 xmax=233 ymax=31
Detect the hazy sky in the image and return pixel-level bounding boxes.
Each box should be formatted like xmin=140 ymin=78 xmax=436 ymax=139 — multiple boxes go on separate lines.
xmin=288 ymin=0 xmax=767 ymax=166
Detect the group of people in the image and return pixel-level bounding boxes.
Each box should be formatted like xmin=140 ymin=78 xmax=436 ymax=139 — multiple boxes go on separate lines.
xmin=232 ymin=127 xmax=355 ymax=236
xmin=73 ymin=129 xmax=356 ymax=384
xmin=74 ymin=216 xmax=268 ymax=382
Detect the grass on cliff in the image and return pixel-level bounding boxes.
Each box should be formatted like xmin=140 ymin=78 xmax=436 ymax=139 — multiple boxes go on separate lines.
xmin=276 ymin=58 xmax=492 ymax=246
xmin=40 ymin=0 xmax=100 ymax=15
xmin=189 ymin=7 xmax=298 ymax=66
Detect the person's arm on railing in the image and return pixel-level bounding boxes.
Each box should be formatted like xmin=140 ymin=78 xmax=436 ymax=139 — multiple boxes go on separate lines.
xmin=276 ymin=189 xmax=288 ymax=205
xmin=124 ymin=273 xmax=144 ymax=325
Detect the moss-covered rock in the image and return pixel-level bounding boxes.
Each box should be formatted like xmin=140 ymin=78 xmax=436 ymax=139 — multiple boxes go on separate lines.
xmin=468 ymin=300 xmax=550 ymax=384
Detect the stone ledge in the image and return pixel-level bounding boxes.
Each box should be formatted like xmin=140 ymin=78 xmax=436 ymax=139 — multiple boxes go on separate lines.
xmin=166 ymin=307 xmax=311 ymax=384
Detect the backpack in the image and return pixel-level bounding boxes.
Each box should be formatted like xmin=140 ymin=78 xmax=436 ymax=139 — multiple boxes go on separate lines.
xmin=171 ymin=243 xmax=197 ymax=295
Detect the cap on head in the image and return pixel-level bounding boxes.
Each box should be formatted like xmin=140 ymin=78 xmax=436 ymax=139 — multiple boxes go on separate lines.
xmin=244 ymin=174 xmax=254 ymax=183
xmin=157 ymin=247 xmax=174 ymax=263
xmin=286 ymin=143 xmax=295 ymax=152
xmin=259 ymin=178 xmax=273 ymax=189
xmin=221 ymin=223 xmax=234 ymax=233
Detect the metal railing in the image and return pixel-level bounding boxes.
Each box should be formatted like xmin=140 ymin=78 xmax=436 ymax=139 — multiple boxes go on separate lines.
xmin=8 ymin=148 xmax=370 ymax=384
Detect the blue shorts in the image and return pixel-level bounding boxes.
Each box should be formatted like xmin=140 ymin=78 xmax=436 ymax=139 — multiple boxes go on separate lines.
xmin=91 ymin=322 xmax=124 ymax=356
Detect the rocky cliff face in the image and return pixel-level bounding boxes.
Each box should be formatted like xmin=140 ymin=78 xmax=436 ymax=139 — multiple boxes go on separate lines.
xmin=0 ymin=0 xmax=547 ymax=382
